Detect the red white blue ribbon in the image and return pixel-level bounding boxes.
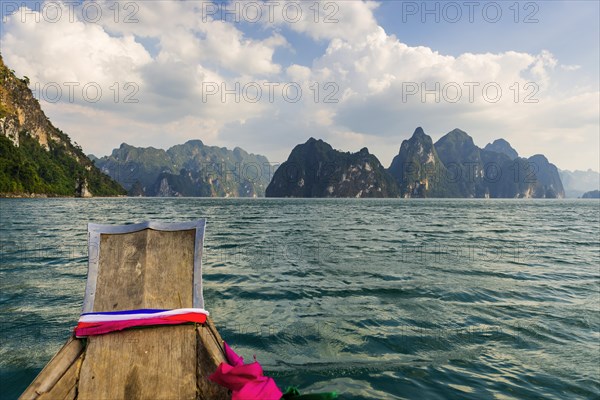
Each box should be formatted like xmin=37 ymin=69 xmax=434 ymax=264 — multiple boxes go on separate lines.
xmin=75 ymin=308 xmax=209 ymax=337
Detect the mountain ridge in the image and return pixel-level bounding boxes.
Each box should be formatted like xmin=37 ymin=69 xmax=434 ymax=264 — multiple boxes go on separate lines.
xmin=558 ymin=169 xmax=600 ymax=198
xmin=265 ymin=137 xmax=398 ymax=198
xmin=94 ymin=140 xmax=272 ymax=197
xmin=484 ymin=139 xmax=519 ymax=160
xmin=268 ymin=128 xmax=566 ymax=198
xmin=388 ymin=127 xmax=460 ymax=197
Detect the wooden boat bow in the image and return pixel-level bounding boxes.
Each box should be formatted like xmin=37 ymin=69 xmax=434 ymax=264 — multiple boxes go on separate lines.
xmin=20 ymin=220 xmax=229 ymax=400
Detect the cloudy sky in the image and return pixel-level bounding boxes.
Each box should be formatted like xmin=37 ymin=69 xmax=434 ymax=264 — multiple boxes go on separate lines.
xmin=1 ymin=0 xmax=598 ymax=171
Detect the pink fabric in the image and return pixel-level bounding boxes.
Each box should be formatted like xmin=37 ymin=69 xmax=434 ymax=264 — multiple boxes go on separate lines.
xmin=209 ymin=342 xmax=282 ymax=400
xmin=74 ymin=311 xmax=207 ymax=337
xmin=75 ymin=318 xmax=195 ymax=337
xmin=225 ymin=342 xmax=245 ymax=366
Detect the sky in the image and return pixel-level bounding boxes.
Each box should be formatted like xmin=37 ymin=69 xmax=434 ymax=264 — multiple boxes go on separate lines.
xmin=1 ymin=0 xmax=599 ymax=171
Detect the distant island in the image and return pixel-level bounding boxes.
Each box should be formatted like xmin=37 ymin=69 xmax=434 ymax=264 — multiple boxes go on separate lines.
xmin=390 ymin=127 xmax=564 ymax=198
xmin=559 ymin=169 xmax=600 ymax=198
xmin=582 ymin=190 xmax=600 ymax=199
xmin=266 ymin=138 xmax=398 ymax=198
xmin=92 ymin=141 xmax=271 ymax=197
xmin=1 ymin=55 xmax=598 ymax=199
xmin=267 ymin=127 xmax=566 ymax=198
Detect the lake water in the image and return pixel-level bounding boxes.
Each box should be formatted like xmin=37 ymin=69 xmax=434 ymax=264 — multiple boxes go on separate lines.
xmin=0 ymin=198 xmax=599 ymax=399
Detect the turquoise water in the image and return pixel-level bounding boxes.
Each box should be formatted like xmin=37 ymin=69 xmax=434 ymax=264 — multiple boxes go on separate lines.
xmin=0 ymin=198 xmax=599 ymax=399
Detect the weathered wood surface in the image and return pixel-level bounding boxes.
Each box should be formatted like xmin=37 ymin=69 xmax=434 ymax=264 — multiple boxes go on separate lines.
xmin=78 ymin=325 xmax=198 ymax=400
xmin=197 ymin=319 xmax=229 ymax=399
xmin=93 ymin=229 xmax=195 ymax=311
xmin=22 ymin=225 xmax=230 ymax=400
xmin=21 ymin=318 xmax=229 ymax=400
xmin=19 ymin=336 xmax=84 ymax=400
xmin=78 ymin=229 xmax=197 ymax=400
xmin=37 ymin=353 xmax=83 ymax=400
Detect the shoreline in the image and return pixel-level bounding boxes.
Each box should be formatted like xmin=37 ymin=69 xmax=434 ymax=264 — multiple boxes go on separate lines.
xmin=0 ymin=194 xmax=594 ymax=200
xmin=0 ymin=193 xmax=128 ymax=199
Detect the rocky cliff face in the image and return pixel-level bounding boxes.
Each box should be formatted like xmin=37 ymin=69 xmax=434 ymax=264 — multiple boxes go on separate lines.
xmin=388 ymin=127 xmax=460 ymax=198
xmin=435 ymin=130 xmax=564 ymax=198
xmin=266 ymin=138 xmax=398 ymax=198
xmin=267 ymin=129 xmax=566 ymax=199
xmin=525 ymin=154 xmax=565 ymax=198
xmin=433 ymin=128 xmax=485 ymax=197
xmin=0 ymin=54 xmax=125 ymax=196
xmin=434 ymin=130 xmax=564 ymax=198
xmin=386 ymin=127 xmax=565 ymax=198
xmin=434 ymin=129 xmax=513 ymax=197
xmin=484 ymin=139 xmax=519 ymax=160
xmin=94 ymin=140 xmax=271 ymax=197
xmin=0 ymin=63 xmax=50 ymax=150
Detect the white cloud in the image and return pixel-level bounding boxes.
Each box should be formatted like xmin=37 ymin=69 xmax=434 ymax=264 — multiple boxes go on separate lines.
xmin=1 ymin=0 xmax=597 ymax=171
xmin=264 ymin=2 xmax=597 ymax=169
xmin=254 ymin=0 xmax=380 ymax=42
xmin=1 ymin=1 xmax=285 ymax=131
xmin=2 ymin=5 xmax=151 ymax=86
xmin=93 ymin=0 xmax=287 ymax=76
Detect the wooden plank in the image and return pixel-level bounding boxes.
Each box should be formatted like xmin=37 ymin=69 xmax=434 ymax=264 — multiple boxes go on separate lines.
xmin=78 ymin=326 xmax=197 ymax=400
xmin=62 ymin=385 xmax=77 ymax=400
xmin=77 ymin=228 xmax=199 ymax=400
xmin=19 ymin=337 xmax=84 ymax=400
xmin=37 ymin=353 xmax=83 ymax=400
xmin=196 ymin=319 xmax=230 ymax=400
xmin=92 ymin=229 xmax=195 ymax=311
xmin=197 ymin=319 xmax=225 ymax=368
xmin=92 ymin=230 xmax=147 ymax=311
xmin=144 ymin=229 xmax=195 ymax=308
xmin=206 ymin=317 xmax=225 ymax=350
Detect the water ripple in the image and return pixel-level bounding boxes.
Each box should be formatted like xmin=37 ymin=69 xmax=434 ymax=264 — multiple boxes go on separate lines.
xmin=1 ymin=198 xmax=599 ymax=399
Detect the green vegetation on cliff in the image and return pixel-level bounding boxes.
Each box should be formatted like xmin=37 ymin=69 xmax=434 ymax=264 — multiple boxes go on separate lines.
xmin=0 ymin=54 xmax=125 ymax=196
xmin=266 ymin=138 xmax=398 ymax=198
xmin=387 ymin=127 xmax=564 ymax=198
xmin=93 ymin=140 xmax=272 ymax=197
xmin=388 ymin=127 xmax=461 ymax=197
